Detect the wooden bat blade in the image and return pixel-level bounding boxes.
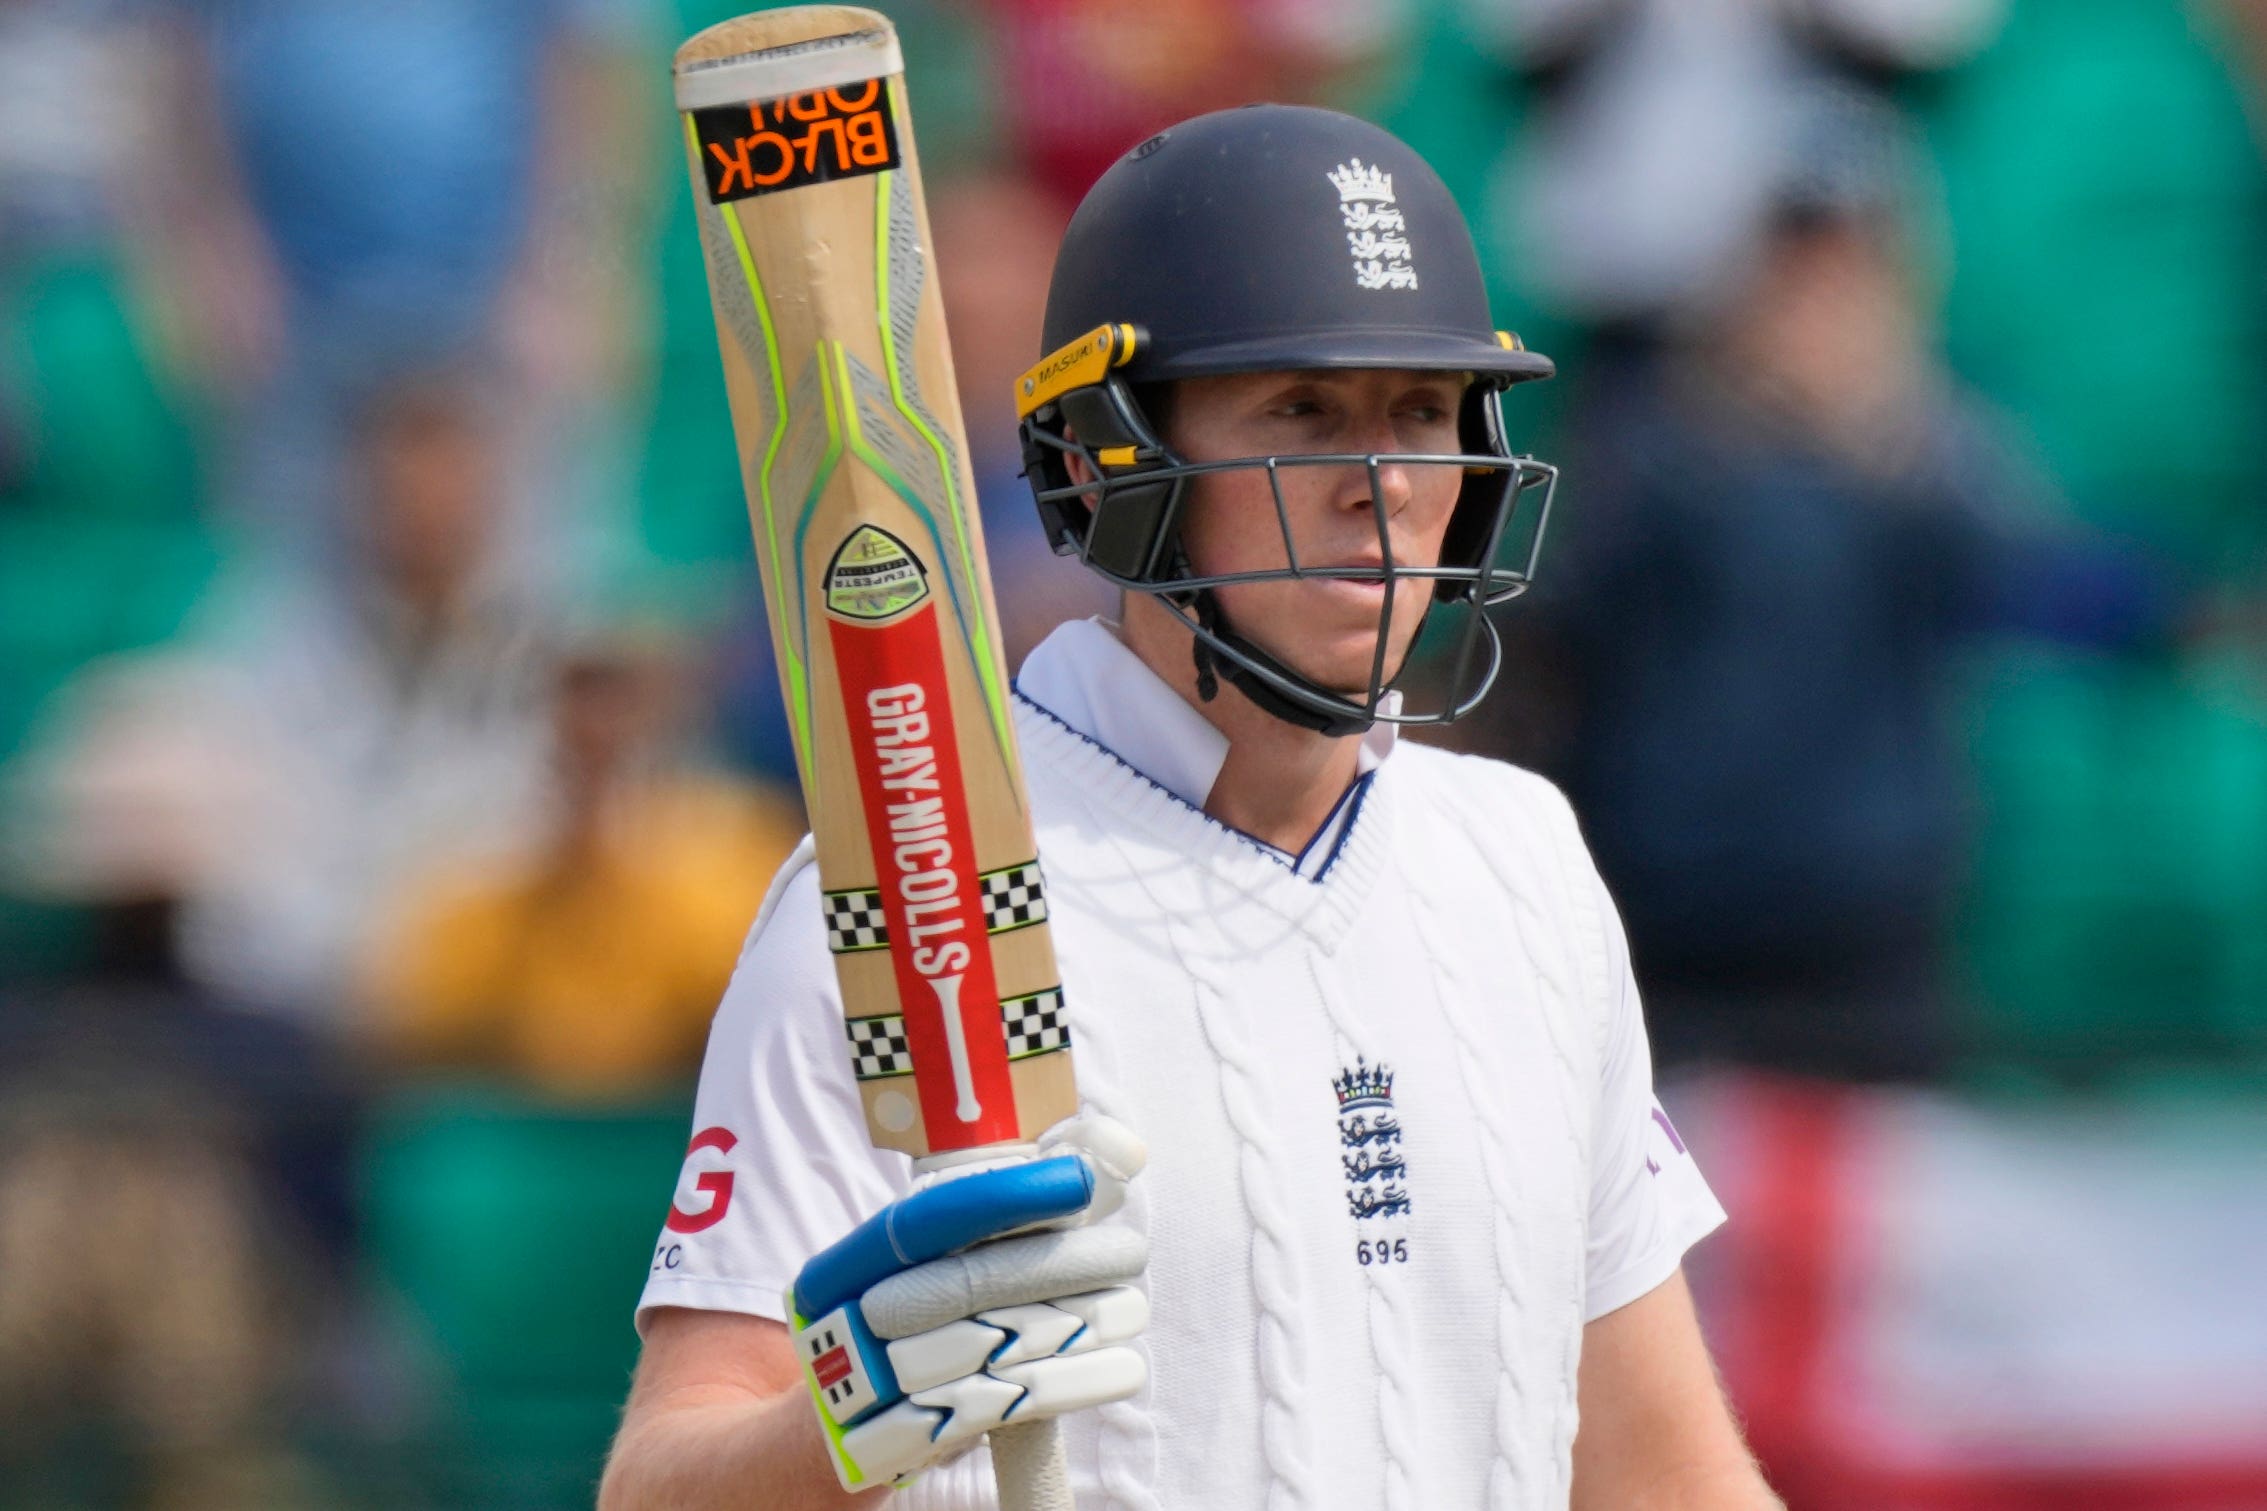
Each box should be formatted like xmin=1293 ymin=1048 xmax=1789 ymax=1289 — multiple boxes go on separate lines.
xmin=672 ymin=8 xmax=1076 ymax=1161
xmin=674 ymin=15 xmax=1086 ymax=1506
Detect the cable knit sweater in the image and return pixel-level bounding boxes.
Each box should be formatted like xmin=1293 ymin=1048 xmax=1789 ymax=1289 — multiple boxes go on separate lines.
xmin=639 ymin=623 xmax=1724 ymax=1510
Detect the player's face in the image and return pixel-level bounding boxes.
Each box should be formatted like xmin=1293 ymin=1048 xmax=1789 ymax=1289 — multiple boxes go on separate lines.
xmin=1164 ymin=368 xmax=1468 ymax=698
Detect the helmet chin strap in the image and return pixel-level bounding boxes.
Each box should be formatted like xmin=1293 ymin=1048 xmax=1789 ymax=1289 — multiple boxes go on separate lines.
xmin=1190 ymin=589 xmax=1375 ymax=739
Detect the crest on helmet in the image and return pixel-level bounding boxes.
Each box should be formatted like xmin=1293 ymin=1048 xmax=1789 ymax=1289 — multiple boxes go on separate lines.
xmin=1329 ymin=159 xmax=1417 ymax=292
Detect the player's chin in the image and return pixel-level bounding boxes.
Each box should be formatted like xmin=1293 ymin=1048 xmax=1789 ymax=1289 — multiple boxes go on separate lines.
xmin=1243 ymin=617 xmax=1426 ymax=705
xmin=1218 ymin=579 xmax=1425 ymax=681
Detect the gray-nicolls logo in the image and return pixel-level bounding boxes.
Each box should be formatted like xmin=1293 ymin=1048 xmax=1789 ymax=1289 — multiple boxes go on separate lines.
xmin=1327 ymin=159 xmax=1417 ymax=292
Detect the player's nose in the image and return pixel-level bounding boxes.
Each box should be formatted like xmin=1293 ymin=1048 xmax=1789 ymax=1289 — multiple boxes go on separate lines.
xmin=1340 ymin=444 xmax=1416 ymax=521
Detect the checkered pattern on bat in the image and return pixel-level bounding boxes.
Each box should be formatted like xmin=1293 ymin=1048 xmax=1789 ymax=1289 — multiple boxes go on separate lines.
xmin=979 ymin=862 xmax=1048 ymax=933
xmin=838 ymin=991 xmax=1071 ymax=1079
xmin=822 ymin=888 xmax=888 ymax=953
xmin=1000 ymin=987 xmax=1070 ymax=1060
xmin=844 ymin=1015 xmax=913 ymax=1080
xmin=820 ymin=862 xmax=1049 ymax=952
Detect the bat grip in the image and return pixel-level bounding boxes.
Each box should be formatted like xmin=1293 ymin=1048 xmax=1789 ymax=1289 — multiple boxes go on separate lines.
xmin=990 ymin=1418 xmax=1074 ymax=1511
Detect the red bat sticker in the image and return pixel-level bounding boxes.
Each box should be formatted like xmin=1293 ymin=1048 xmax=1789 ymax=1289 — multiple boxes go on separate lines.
xmin=826 ymin=525 xmax=1018 ymax=1150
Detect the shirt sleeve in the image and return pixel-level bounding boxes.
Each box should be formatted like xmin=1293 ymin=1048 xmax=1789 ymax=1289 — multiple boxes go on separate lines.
xmin=636 ymin=839 xmax=912 ymax=1333
xmin=1581 ymin=865 xmax=1727 ymax=1322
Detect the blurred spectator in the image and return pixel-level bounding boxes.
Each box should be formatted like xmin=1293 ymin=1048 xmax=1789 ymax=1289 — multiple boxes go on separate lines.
xmin=155 ymin=0 xmax=653 ymax=579
xmin=0 ymin=0 xmax=202 ymax=512
xmin=0 ymin=0 xmax=218 ymax=773
xmin=706 ymin=596 xmax=805 ymax=787
xmin=989 ymin=0 xmax=1406 ymax=201
xmin=358 ymin=630 xmax=801 ymax=1102
xmin=1461 ymin=0 xmax=2006 ymax=327
xmin=0 ymin=1 xmax=155 ymax=263
xmin=165 ymin=368 xmax=559 ymax=1019
xmin=0 ymin=656 xmax=355 ymax=1507
xmin=0 ymin=1087 xmax=310 ymax=1508
xmin=932 ymin=171 xmax=1116 ymax=668
xmin=1471 ymin=89 xmax=2169 ymax=1082
xmin=1924 ymin=0 xmax=2267 ymax=580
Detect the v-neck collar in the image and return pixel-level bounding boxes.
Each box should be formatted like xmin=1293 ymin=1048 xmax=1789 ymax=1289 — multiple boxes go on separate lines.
xmin=1011 ymin=691 xmax=1394 ymax=950
xmin=1013 ymin=616 xmax=1397 ymax=873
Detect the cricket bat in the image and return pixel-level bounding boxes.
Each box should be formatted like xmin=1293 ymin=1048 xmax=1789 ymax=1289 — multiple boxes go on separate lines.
xmin=672 ymin=9 xmax=1082 ymax=1506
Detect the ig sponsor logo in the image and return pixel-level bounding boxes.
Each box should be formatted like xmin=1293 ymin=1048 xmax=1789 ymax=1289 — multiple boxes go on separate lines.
xmin=665 ymin=1126 xmax=740 ymax=1234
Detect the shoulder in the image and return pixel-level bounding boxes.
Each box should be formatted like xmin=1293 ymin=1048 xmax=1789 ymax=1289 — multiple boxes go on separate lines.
xmin=737 ymin=833 xmax=825 ymax=961
xmin=1384 ymin=742 xmax=1616 ymax=995
xmin=1386 ymin=739 xmax=1588 ymax=852
xmin=710 ymin=835 xmax=840 ymax=1054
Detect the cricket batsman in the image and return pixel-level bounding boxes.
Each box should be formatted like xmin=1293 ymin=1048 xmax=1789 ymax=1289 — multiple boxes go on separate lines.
xmin=604 ymin=104 xmax=1780 ymax=1510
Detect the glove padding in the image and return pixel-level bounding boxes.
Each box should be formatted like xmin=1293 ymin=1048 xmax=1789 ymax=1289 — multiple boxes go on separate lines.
xmin=788 ymin=1115 xmax=1148 ymax=1492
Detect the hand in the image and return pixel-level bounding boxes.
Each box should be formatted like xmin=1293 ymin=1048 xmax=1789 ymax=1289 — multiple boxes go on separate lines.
xmin=786 ymin=1115 xmax=1149 ymax=1493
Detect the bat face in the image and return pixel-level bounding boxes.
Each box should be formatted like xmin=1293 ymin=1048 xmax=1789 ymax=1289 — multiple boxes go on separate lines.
xmin=674 ymin=8 xmax=1075 ymax=1158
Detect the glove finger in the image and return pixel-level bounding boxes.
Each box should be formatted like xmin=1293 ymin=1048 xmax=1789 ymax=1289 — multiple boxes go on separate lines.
xmin=886 ymin=1285 xmax=1150 ymax=1391
xmin=862 ymin=1225 xmax=1147 ymax=1340
xmin=1050 ymin=1285 xmax=1148 ymax=1351
xmin=799 ymin=1156 xmax=1094 ymax=1319
xmin=887 ymin=1345 xmax=1146 ymax=1449
xmin=979 ymin=1286 xmax=1148 ymax=1366
xmin=840 ymin=1371 xmax=1022 ymax=1476
xmin=1039 ymin=1112 xmax=1147 ymax=1182
xmin=992 ymin=1344 xmax=1147 ymax=1420
xmin=1039 ymin=1113 xmax=1148 ymax=1225
xmin=885 ymin=1318 xmax=1001 ymax=1396
xmin=837 ymin=1397 xmax=950 ymax=1488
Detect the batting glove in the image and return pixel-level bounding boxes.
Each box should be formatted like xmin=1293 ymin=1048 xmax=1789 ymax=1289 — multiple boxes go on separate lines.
xmin=786 ymin=1114 xmax=1149 ymax=1493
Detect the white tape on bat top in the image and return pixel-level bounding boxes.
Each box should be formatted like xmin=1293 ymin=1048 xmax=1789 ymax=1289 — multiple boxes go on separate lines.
xmin=673 ymin=28 xmax=905 ymax=111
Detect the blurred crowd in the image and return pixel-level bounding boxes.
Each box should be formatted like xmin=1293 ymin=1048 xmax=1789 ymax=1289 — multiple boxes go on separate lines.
xmin=0 ymin=1 xmax=2263 ymax=1507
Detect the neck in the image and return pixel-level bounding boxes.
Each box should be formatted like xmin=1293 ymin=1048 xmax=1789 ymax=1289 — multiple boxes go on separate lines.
xmin=1120 ymin=595 xmax=1365 ymax=853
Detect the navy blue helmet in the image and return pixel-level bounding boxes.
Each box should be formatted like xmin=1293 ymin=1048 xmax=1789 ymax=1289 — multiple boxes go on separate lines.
xmin=1018 ymin=104 xmax=1558 ymax=736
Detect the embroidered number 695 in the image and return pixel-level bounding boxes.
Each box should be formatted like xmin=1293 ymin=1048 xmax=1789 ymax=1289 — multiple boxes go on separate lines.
xmin=1356 ymin=1238 xmax=1411 ymax=1265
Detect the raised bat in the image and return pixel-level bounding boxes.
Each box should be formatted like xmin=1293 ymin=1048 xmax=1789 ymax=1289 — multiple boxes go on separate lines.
xmin=672 ymin=8 xmax=1080 ymax=1506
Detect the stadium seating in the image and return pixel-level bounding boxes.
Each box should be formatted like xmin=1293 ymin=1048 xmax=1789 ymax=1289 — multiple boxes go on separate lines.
xmin=359 ymin=1086 xmax=692 ymax=1510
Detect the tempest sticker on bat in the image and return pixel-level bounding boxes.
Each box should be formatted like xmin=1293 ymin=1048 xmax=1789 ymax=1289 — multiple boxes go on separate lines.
xmin=826 ymin=525 xmax=930 ymax=620
xmin=691 ymin=78 xmax=901 ymax=204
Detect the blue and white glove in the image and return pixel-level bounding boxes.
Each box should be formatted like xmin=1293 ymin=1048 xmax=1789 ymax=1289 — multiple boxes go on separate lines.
xmin=787 ymin=1115 xmax=1149 ymax=1493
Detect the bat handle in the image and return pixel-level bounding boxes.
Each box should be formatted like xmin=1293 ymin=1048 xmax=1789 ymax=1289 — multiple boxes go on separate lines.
xmin=990 ymin=1418 xmax=1074 ymax=1510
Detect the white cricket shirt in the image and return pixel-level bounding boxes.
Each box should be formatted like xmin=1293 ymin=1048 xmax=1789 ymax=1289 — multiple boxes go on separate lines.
xmin=640 ymin=618 xmax=1726 ymax=1510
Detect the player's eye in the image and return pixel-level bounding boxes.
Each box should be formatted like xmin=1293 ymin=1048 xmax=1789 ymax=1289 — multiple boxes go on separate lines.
xmin=1394 ymin=403 xmax=1454 ymax=432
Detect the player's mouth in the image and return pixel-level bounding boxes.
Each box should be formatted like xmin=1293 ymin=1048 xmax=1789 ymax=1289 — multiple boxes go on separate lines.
xmin=1303 ymin=558 xmax=1392 ymax=596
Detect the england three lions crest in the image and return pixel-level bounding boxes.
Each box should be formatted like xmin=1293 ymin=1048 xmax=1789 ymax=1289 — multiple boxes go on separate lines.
xmin=1334 ymin=1056 xmax=1413 ymax=1264
xmin=1328 ymin=159 xmax=1417 ymax=292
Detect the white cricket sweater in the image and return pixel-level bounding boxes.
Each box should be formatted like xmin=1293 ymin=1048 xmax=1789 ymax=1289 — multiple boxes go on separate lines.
xmin=640 ymin=620 xmax=1724 ymax=1511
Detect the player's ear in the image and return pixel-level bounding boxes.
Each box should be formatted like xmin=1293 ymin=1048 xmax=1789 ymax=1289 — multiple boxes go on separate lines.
xmin=1061 ymin=437 xmax=1097 ymax=489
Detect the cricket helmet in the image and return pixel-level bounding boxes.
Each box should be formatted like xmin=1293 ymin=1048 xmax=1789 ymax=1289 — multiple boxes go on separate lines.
xmin=1018 ymin=103 xmax=1559 ymax=736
